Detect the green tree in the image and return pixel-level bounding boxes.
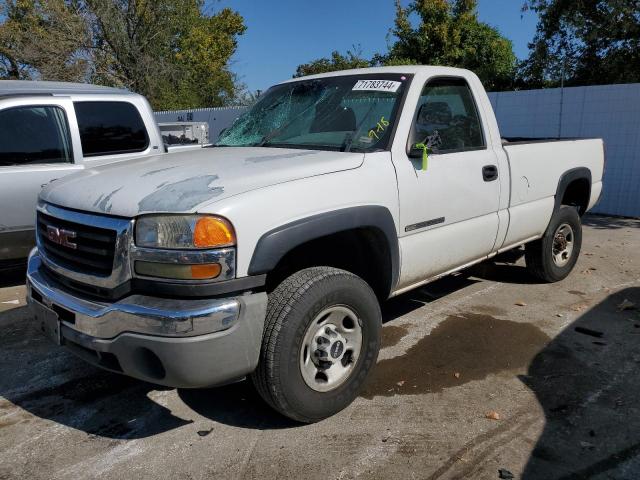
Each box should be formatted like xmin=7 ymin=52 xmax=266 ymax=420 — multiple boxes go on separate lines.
xmin=294 ymin=47 xmax=370 ymax=77
xmin=88 ymin=0 xmax=245 ymax=109
xmin=380 ymin=0 xmax=517 ymax=90
xmin=520 ymin=0 xmax=640 ymax=87
xmin=0 ymin=0 xmax=90 ymax=81
xmin=293 ymin=1 xmax=516 ymax=91
xmin=0 ymin=0 xmax=246 ymax=109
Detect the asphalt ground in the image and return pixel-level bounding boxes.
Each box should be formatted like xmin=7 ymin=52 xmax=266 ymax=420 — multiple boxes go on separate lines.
xmin=1 ymin=214 xmax=639 ymax=480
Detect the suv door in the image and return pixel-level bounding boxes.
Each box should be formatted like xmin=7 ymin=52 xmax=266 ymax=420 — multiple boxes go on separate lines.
xmin=0 ymin=97 xmax=83 ymax=262
xmin=392 ymin=76 xmax=501 ymax=289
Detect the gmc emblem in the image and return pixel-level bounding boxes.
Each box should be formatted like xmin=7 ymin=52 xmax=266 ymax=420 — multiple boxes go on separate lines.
xmin=46 ymin=226 xmax=77 ymax=250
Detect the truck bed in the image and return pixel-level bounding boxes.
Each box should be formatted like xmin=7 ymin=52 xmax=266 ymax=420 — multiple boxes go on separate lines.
xmin=500 ymin=138 xmax=605 ymax=249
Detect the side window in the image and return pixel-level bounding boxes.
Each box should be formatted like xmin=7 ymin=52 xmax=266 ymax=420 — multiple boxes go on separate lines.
xmin=0 ymin=106 xmax=72 ymax=167
xmin=74 ymin=101 xmax=149 ymax=157
xmin=410 ymin=77 xmax=484 ymax=153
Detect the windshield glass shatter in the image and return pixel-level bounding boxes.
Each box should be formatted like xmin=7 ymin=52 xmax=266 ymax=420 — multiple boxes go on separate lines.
xmin=215 ymin=74 xmax=409 ymax=152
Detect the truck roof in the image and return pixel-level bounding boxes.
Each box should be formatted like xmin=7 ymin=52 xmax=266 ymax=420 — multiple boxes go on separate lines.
xmin=279 ymin=65 xmax=472 ymax=84
xmin=0 ymin=80 xmax=133 ymax=97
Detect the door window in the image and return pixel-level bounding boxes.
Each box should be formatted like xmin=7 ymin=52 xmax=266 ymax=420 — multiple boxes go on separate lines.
xmin=74 ymin=101 xmax=149 ymax=156
xmin=0 ymin=106 xmax=72 ymax=167
xmin=409 ymin=78 xmax=485 ymax=153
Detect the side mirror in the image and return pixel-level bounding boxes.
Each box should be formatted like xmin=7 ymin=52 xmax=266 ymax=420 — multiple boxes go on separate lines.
xmin=409 ymin=142 xmax=430 ymax=170
xmin=408 ymin=143 xmax=424 ymax=158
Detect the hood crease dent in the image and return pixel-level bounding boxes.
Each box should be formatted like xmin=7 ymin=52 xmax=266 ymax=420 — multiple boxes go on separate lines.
xmin=40 ymin=147 xmax=364 ymax=217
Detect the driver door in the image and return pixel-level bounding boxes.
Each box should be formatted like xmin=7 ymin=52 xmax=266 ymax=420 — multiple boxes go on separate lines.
xmin=393 ymin=76 xmax=501 ymax=289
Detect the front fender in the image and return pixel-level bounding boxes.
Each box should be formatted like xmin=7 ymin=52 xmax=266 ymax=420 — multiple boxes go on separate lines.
xmin=247 ymin=205 xmax=400 ymax=290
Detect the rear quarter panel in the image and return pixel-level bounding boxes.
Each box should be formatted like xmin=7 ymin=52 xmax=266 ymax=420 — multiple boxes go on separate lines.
xmin=501 ymin=138 xmax=604 ymax=247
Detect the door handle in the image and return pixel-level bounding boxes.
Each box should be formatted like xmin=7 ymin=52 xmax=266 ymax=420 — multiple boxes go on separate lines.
xmin=482 ymin=165 xmax=498 ymax=182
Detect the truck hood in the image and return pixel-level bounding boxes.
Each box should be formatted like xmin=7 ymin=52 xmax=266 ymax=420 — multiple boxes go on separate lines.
xmin=40 ymin=147 xmax=364 ymax=217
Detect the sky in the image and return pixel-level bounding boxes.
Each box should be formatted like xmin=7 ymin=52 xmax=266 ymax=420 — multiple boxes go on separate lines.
xmin=213 ymin=0 xmax=539 ymax=92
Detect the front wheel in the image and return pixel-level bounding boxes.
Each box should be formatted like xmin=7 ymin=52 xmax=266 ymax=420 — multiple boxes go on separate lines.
xmin=251 ymin=267 xmax=381 ymax=423
xmin=525 ymin=205 xmax=583 ymax=282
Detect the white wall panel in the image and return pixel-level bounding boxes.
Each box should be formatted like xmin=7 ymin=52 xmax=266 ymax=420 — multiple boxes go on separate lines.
xmin=490 ymin=84 xmax=640 ymax=217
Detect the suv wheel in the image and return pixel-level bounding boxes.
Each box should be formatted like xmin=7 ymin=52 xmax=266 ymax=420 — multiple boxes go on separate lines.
xmin=251 ymin=267 xmax=381 ymax=423
xmin=525 ymin=205 xmax=583 ymax=282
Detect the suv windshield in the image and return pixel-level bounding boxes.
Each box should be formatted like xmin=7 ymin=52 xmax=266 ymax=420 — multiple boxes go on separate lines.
xmin=215 ymin=74 xmax=410 ymax=152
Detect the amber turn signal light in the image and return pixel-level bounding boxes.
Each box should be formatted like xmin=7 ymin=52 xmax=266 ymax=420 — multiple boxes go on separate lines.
xmin=190 ymin=263 xmax=222 ymax=279
xmin=193 ymin=216 xmax=235 ymax=248
xmin=135 ymin=261 xmax=222 ymax=280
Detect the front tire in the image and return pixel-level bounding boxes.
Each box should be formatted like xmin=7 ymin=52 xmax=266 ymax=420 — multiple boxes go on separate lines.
xmin=251 ymin=267 xmax=381 ymax=423
xmin=525 ymin=205 xmax=582 ymax=282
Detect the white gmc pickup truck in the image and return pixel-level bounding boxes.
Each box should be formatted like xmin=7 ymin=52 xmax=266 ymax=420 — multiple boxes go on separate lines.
xmin=26 ymin=66 xmax=604 ymax=422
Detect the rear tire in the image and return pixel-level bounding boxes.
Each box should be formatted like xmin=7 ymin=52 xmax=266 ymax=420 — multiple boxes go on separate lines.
xmin=525 ymin=205 xmax=582 ymax=282
xmin=251 ymin=267 xmax=381 ymax=423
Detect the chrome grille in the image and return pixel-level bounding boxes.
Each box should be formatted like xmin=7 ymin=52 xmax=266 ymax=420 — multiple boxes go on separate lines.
xmin=37 ymin=211 xmax=117 ymax=276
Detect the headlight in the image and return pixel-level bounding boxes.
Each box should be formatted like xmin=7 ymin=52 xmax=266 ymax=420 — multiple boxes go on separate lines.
xmin=136 ymin=215 xmax=235 ymax=249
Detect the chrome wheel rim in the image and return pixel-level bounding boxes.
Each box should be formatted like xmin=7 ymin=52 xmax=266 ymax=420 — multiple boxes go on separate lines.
xmin=299 ymin=305 xmax=363 ymax=392
xmin=552 ymin=223 xmax=574 ymax=267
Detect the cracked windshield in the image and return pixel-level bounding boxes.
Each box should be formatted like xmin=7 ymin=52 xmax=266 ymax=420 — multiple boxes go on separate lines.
xmin=215 ymin=74 xmax=409 ymax=152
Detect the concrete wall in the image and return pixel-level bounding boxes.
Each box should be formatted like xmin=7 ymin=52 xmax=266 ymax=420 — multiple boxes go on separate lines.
xmin=155 ymin=83 xmax=640 ymax=218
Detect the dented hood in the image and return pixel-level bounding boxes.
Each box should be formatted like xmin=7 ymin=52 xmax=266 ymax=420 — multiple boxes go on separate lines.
xmin=40 ymin=147 xmax=364 ymax=217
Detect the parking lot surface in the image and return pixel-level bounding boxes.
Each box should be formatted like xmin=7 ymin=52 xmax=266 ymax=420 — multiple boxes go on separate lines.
xmin=1 ymin=215 xmax=639 ymax=480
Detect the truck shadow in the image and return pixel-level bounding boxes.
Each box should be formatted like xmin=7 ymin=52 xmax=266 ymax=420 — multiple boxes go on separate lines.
xmin=465 ymin=247 xmax=543 ymax=285
xmin=0 ymin=308 xmax=193 ymax=439
xmin=178 ymin=382 xmax=295 ymax=429
xmin=0 ymin=273 xmax=485 ymax=437
xmin=382 ymin=272 xmax=480 ymax=323
xmin=0 ymin=263 xmax=27 ymax=288
xmin=3 ymin=278 xmax=638 ymax=455
xmin=0 ymin=307 xmax=300 ymax=437
xmin=583 ymin=214 xmax=640 ymax=230
xmin=177 ymin=274 xmax=486 ymax=427
xmin=520 ymin=287 xmax=640 ymax=479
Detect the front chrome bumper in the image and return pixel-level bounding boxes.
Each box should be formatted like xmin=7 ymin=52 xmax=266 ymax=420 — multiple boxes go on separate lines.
xmin=27 ymin=250 xmax=239 ymax=338
xmin=26 ymin=248 xmax=268 ymax=388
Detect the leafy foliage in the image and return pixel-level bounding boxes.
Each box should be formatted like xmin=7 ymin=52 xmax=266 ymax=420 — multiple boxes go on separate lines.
xmin=293 ymin=1 xmax=516 ymax=91
xmin=520 ymin=0 xmax=640 ymax=87
xmin=0 ymin=0 xmax=246 ymax=109
xmin=294 ymin=48 xmax=371 ymax=78
xmin=380 ymin=0 xmax=517 ymax=90
xmin=0 ymin=0 xmax=90 ymax=82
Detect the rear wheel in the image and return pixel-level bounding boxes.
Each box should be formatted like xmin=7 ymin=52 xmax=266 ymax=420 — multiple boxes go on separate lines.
xmin=525 ymin=205 xmax=582 ymax=282
xmin=251 ymin=267 xmax=381 ymax=423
